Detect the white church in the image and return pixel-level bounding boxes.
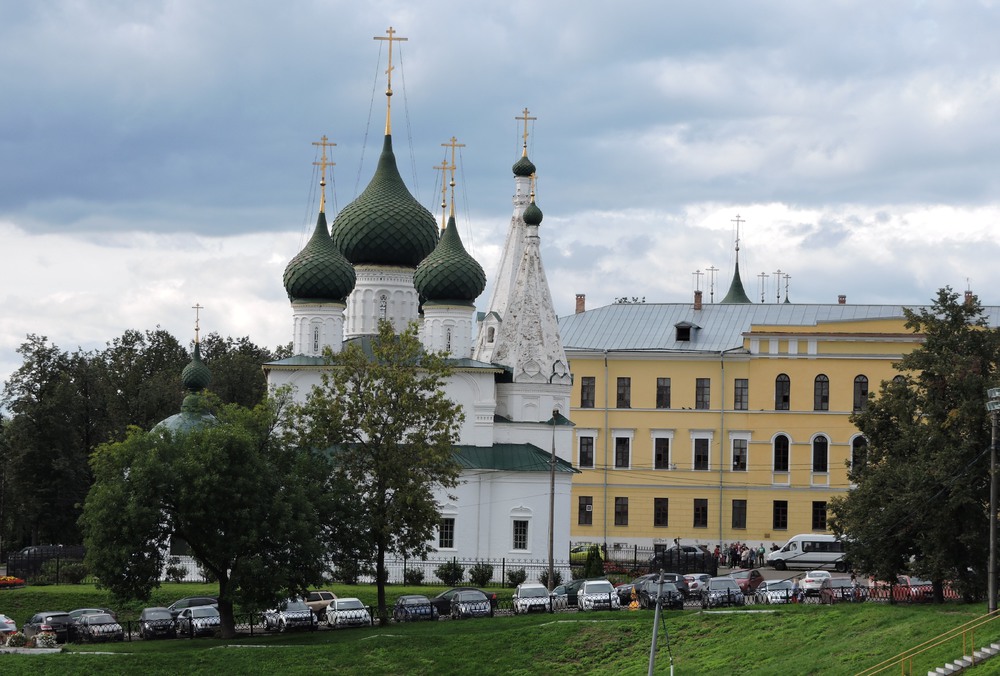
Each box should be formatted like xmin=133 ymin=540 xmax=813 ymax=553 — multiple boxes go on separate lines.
xmin=262 ymin=31 xmax=576 ymax=575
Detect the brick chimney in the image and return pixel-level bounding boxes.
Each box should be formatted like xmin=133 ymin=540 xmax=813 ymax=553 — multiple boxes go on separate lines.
xmin=575 ymin=294 xmax=586 ymax=314
xmin=694 ymin=289 xmax=703 ymax=311
xmin=838 ymin=295 xmax=846 ymax=305
xmin=965 ymin=290 xmax=975 ymax=306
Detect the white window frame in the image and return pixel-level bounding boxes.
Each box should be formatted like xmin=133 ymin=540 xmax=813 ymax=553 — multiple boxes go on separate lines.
xmin=612 ymin=428 xmax=634 ymax=470
xmin=691 ymin=430 xmax=714 ymax=471
xmin=650 ymin=429 xmax=675 ymax=470
xmin=510 ymin=507 xmax=532 ymax=553
xmin=437 ymin=507 xmax=457 ymax=551
xmin=729 ymin=431 xmax=751 ymax=472
xmin=577 ymin=429 xmax=598 ymax=469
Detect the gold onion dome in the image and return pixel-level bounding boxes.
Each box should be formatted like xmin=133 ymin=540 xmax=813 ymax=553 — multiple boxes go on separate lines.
xmin=414 ymin=214 xmax=486 ymax=306
xmin=331 ymin=136 xmax=438 ymax=267
xmin=283 ymin=211 xmax=357 ymax=303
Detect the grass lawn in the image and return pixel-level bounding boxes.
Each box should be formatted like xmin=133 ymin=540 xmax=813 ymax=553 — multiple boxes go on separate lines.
xmin=1 ymin=583 xmax=998 ymax=675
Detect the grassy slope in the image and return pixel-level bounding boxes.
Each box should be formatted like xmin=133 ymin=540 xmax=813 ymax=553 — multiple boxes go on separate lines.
xmin=0 ymin=584 xmax=997 ymax=675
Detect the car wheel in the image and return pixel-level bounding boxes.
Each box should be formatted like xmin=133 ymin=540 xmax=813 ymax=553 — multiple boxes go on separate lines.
xmin=774 ymin=560 xmax=787 ymax=571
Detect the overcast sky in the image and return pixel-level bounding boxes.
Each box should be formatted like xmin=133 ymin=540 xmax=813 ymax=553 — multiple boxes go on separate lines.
xmin=4 ymin=0 xmax=1000 ymax=388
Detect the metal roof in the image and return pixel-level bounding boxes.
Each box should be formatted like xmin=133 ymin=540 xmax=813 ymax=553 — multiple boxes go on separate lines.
xmin=558 ymin=302 xmax=1000 ymax=353
xmin=454 ymin=444 xmax=578 ymax=473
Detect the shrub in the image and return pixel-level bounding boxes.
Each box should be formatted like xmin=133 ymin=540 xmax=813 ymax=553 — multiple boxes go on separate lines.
xmin=434 ymin=560 xmax=464 ymax=586
xmin=506 ymin=568 xmax=527 ymax=587
xmin=539 ymin=568 xmax=563 ymax=588
xmin=469 ymin=562 xmax=494 ymax=587
xmin=165 ymin=556 xmax=186 ymax=583
xmin=583 ymin=546 xmax=604 ymax=578
xmin=403 ymin=568 xmax=425 ymax=586
xmin=34 ymin=633 xmax=58 ymax=649
xmin=5 ymin=631 xmax=26 ymax=647
xmin=61 ymin=562 xmax=88 ymax=585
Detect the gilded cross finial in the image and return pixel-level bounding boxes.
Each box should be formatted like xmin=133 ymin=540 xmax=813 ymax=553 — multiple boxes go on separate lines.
xmin=192 ymin=303 xmax=204 ymax=344
xmin=374 ymin=26 xmax=408 ymax=135
xmin=516 ymin=107 xmax=536 ymax=157
xmin=312 ymin=135 xmax=336 ymax=213
xmin=731 ymin=214 xmax=744 ymax=254
xmin=441 ymin=136 xmax=465 ymax=218
xmin=433 ymin=155 xmax=450 ymax=232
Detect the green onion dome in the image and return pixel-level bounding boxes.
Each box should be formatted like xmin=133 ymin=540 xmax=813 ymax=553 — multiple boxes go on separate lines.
xmin=181 ymin=342 xmax=211 ymax=392
xmin=155 ymin=342 xmax=215 ymax=433
xmin=414 ymin=214 xmax=486 ymax=305
xmin=523 ymin=200 xmax=543 ymax=226
xmin=283 ymin=211 xmax=356 ymax=303
xmin=331 ymin=135 xmax=438 ymax=267
xmin=513 ymin=153 xmax=536 ymax=177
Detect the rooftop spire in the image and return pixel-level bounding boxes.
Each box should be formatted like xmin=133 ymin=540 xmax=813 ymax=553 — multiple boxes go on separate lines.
xmin=374 ymin=26 xmax=408 ymax=136
xmin=720 ymin=214 xmax=752 ymax=304
xmin=312 ymin=135 xmax=336 ymax=213
xmin=442 ymin=135 xmax=464 ymax=220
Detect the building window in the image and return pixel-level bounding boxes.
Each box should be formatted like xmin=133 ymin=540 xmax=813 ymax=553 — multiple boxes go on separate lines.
xmin=813 ymin=436 xmax=829 ymax=473
xmin=775 ymin=374 xmax=790 ymax=410
xmin=693 ymin=499 xmax=708 ymax=528
xmin=812 ymin=501 xmax=827 ymax=530
xmin=579 ymin=436 xmax=595 ymax=468
xmin=773 ymin=501 xmax=788 ymax=530
xmin=851 ymin=436 xmax=868 ymax=471
xmin=578 ymin=496 xmax=593 ymax=526
xmin=732 ymin=499 xmax=747 ymax=529
xmin=445 ymin=327 xmax=452 ymax=352
xmin=487 ymin=327 xmax=495 ymax=343
xmin=814 ymin=374 xmax=829 ymax=411
xmin=614 ymin=497 xmax=629 ymax=526
xmin=656 ymin=377 xmax=671 ymax=408
xmin=439 ymin=518 xmax=455 ymax=549
xmin=653 ymin=498 xmax=668 ymax=527
xmin=616 ymin=377 xmax=631 ymax=408
xmin=312 ymin=326 xmax=320 ymax=353
xmin=512 ymin=520 xmax=528 ymax=550
xmin=695 ymin=378 xmax=711 ymax=410
xmin=378 ymin=294 xmax=388 ymax=320
xmin=654 ymin=438 xmax=670 ymax=469
xmin=614 ymin=437 xmax=630 ymax=468
xmin=732 ymin=438 xmax=748 ymax=471
xmin=694 ymin=438 xmax=709 ymax=470
xmin=580 ymin=376 xmax=595 ymax=408
xmin=773 ymin=434 xmax=790 ymax=472
xmin=854 ymin=375 xmax=869 ymax=412
xmin=734 ymin=378 xmax=749 ymax=411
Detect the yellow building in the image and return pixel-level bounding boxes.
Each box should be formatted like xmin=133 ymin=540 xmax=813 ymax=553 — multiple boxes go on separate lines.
xmin=556 ymin=284 xmax=975 ymax=553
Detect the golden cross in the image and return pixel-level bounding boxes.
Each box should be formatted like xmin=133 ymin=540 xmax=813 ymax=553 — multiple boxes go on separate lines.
xmin=731 ymin=214 xmax=744 ymax=253
xmin=374 ymin=26 xmax=408 ymax=134
xmin=516 ymin=107 xmax=536 ymax=156
xmin=312 ymin=135 xmax=336 ymax=213
xmin=192 ymin=303 xmax=204 ymax=344
xmin=433 ymin=155 xmax=450 ymax=232
xmin=441 ymin=136 xmax=465 ymax=216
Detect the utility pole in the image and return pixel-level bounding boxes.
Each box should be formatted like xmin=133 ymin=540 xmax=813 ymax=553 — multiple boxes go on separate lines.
xmin=547 ymin=409 xmax=558 ymax=591
xmin=987 ymin=388 xmax=1000 ymax=613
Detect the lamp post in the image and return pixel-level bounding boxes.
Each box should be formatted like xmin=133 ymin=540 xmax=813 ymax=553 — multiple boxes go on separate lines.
xmin=986 ymin=388 xmax=1000 ymax=614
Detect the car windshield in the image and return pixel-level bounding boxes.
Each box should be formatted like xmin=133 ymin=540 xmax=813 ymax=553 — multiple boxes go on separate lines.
xmin=807 ymin=571 xmax=829 ymax=578
xmin=338 ymin=599 xmax=364 ymax=610
xmin=731 ymin=571 xmax=750 ymax=579
xmin=907 ymin=577 xmax=931 ymax=586
xmin=192 ymin=608 xmax=219 ymax=618
xmin=144 ymin=610 xmax=172 ymax=620
xmin=87 ymin=614 xmax=115 ymax=624
xmin=519 ymin=587 xmax=548 ymax=598
xmin=584 ymin=581 xmax=614 ymax=594
xmin=402 ymin=596 xmax=429 ymax=605
xmin=710 ymin=579 xmax=739 ymax=591
xmin=457 ymin=591 xmax=486 ymax=602
xmin=764 ymin=581 xmax=792 ymax=591
xmin=283 ymin=600 xmax=309 ymax=612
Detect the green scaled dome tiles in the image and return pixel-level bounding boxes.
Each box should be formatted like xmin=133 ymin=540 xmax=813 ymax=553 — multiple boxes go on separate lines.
xmin=513 ymin=154 xmax=536 ymax=177
xmin=331 ymin=135 xmax=438 ymax=267
xmin=414 ymin=215 xmax=486 ymax=305
xmin=283 ymin=211 xmax=356 ymax=303
xmin=181 ymin=342 xmax=212 ymax=392
xmin=523 ymin=201 xmax=543 ymax=226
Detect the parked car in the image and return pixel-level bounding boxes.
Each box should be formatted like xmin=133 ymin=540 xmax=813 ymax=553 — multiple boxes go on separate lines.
xmin=262 ymin=598 xmax=317 ymax=632
xmin=76 ymin=613 xmax=124 ymax=643
xmin=616 ymin=573 xmax=658 ymax=604
xmin=175 ymin=605 xmax=221 ymax=637
xmin=684 ymin=573 xmax=712 ymax=598
xmin=570 ymin=544 xmax=603 ymax=564
xmin=820 ymin=577 xmax=862 ymax=604
xmin=23 ymin=611 xmax=71 ymax=644
xmin=7 ymin=544 xmax=86 ymax=578
xmin=68 ymin=607 xmax=116 ymax=642
xmin=138 ymin=607 xmax=177 ymax=640
xmin=392 ymin=595 xmax=438 ymax=622
xmin=429 ymin=587 xmax=498 ymax=616
xmin=871 ymin=575 xmax=959 ymax=603
xmin=168 ymin=596 xmax=218 ymax=619
xmin=701 ymin=577 xmax=745 ymax=609
xmin=730 ymin=569 xmax=765 ymax=594
xmin=755 ymin=579 xmax=795 ymax=605
xmin=650 ymin=545 xmax=718 ymax=576
xmin=558 ymin=578 xmax=607 ymax=608
xmin=325 ymin=597 xmax=372 ymax=628
xmin=550 ymin=585 xmax=569 ymax=610
xmin=578 ymin=579 xmax=621 ymax=611
xmin=0 ymin=613 xmax=18 ymax=638
xmin=512 ymin=583 xmax=552 ymax=614
xmin=636 ymin=579 xmax=684 ymax=610
xmin=305 ymin=590 xmax=337 ymax=621
xmin=450 ymin=590 xmax=493 ymax=619
xmin=800 ymin=570 xmax=832 ymax=596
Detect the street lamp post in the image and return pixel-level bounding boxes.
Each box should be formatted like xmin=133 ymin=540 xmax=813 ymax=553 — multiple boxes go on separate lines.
xmin=986 ymin=388 xmax=1000 ymax=614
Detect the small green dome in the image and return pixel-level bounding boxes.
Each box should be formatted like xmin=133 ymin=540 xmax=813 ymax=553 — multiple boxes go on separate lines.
xmin=414 ymin=215 xmax=486 ymax=305
xmin=331 ymin=135 xmax=438 ymax=267
xmin=523 ymin=200 xmax=543 ymax=226
xmin=283 ymin=211 xmax=356 ymax=303
xmin=513 ymin=153 xmax=536 ymax=177
xmin=154 ymin=342 xmax=215 ymax=434
xmin=181 ymin=342 xmax=211 ymax=392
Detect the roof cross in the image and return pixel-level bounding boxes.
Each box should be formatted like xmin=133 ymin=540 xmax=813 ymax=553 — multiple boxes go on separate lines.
xmin=312 ymin=135 xmax=336 ymax=213
xmin=192 ymin=303 xmax=204 ymax=344
xmin=374 ymin=26 xmax=408 ymax=134
xmin=442 ymin=136 xmax=465 ymax=216
xmin=516 ymin=107 xmax=536 ymax=156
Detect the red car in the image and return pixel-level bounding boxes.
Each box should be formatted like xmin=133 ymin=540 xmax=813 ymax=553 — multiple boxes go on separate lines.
xmin=729 ymin=568 xmax=765 ymax=594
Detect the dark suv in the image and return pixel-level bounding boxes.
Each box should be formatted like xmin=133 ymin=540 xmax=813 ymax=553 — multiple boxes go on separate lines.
xmin=167 ymin=596 xmax=218 ymax=619
xmin=7 ymin=544 xmax=86 ymax=578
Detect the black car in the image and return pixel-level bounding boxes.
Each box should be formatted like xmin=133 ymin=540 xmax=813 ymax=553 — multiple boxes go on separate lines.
xmin=636 ymin=580 xmax=685 ymax=610
xmin=449 ymin=590 xmax=493 ymax=619
xmin=67 ymin=607 xmax=116 ymax=642
xmin=392 ymin=594 xmax=438 ymax=622
xmin=138 ymin=607 xmax=177 ymax=640
xmin=650 ymin=545 xmax=718 ymax=576
xmin=168 ymin=596 xmax=218 ymax=619
xmin=429 ymin=587 xmax=498 ymax=616
xmin=23 ymin=611 xmax=71 ymax=644
xmin=616 ymin=573 xmax=658 ymax=604
xmin=76 ymin=613 xmax=124 ymax=643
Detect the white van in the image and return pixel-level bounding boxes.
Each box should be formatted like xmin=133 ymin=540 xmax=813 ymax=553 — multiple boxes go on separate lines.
xmin=766 ymin=534 xmax=848 ymax=572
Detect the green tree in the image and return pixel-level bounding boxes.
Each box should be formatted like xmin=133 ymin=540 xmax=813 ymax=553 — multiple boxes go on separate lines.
xmin=80 ymin=394 xmax=335 ymax=638
xmin=830 ymin=288 xmax=1000 ymax=601
xmin=293 ymin=320 xmax=464 ymax=625
xmin=197 ymin=333 xmax=275 ymax=408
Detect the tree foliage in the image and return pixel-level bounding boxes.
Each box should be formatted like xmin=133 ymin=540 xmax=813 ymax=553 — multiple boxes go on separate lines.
xmin=80 ymin=394 xmax=336 ymax=638
xmin=830 ymin=288 xmax=1000 ymax=601
xmin=293 ymin=320 xmax=464 ymax=624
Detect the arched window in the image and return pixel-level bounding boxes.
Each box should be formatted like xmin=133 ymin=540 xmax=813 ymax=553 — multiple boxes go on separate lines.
xmin=775 ymin=374 xmax=790 ymax=410
xmin=378 ymin=294 xmax=388 ymax=320
xmin=812 ymin=435 xmax=829 ymax=473
xmin=773 ymin=434 xmax=790 ymax=472
xmin=312 ymin=326 xmax=320 ymax=353
xmin=851 ymin=436 xmax=867 ymax=471
xmin=445 ymin=328 xmax=452 ymax=352
xmin=853 ymin=375 xmax=869 ymax=412
xmin=487 ymin=327 xmax=495 ymax=343
xmin=814 ymin=375 xmax=829 ymax=411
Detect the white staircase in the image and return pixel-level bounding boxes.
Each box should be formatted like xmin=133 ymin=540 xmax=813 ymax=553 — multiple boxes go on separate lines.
xmin=928 ymin=641 xmax=1000 ymax=675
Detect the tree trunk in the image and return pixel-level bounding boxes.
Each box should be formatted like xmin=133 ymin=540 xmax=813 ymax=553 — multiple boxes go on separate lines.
xmin=376 ymin=544 xmax=388 ymax=626
xmin=217 ymin=576 xmax=237 ymax=639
